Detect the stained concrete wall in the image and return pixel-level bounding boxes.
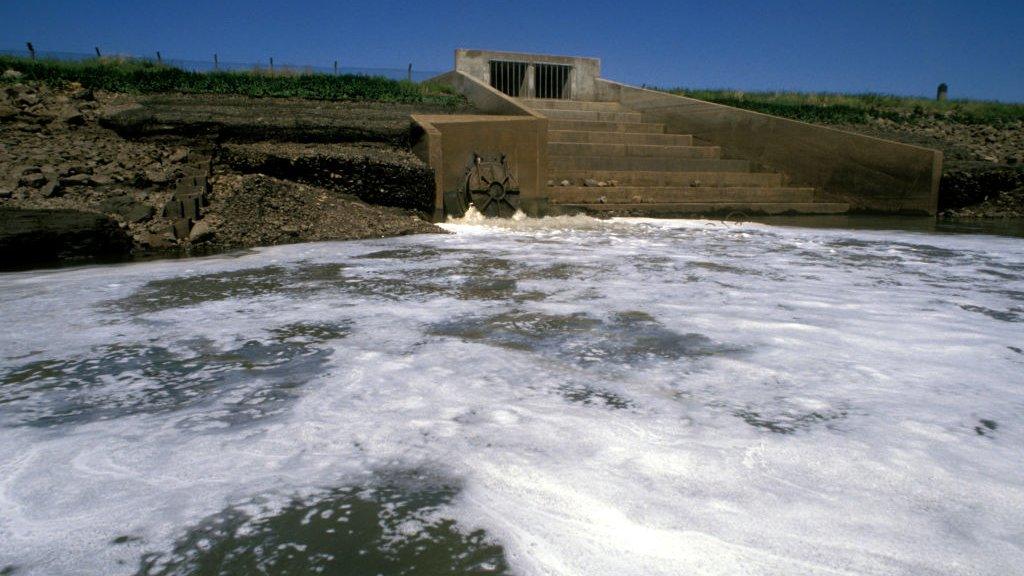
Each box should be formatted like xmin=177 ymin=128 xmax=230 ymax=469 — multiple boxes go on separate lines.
xmin=412 ymin=72 xmax=548 ymax=220
xmin=412 ymin=115 xmax=548 ymax=219
xmin=454 ymin=49 xmax=601 ymax=101
xmin=596 ymin=79 xmax=942 ymax=215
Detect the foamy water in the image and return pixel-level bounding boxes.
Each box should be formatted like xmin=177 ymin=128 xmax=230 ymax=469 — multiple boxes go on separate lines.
xmin=1 ymin=217 xmax=1022 ymax=575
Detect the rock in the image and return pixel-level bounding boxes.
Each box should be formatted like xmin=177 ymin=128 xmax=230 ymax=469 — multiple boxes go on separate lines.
xmin=16 ymin=93 xmax=39 ymax=108
xmin=167 ymin=147 xmax=189 ymax=163
xmin=546 ymin=179 xmax=555 ymax=187
xmin=137 ymin=231 xmax=175 ymax=249
xmin=2 ymin=69 xmax=23 ymax=79
xmin=40 ymin=181 xmax=62 ymax=198
xmin=61 ymin=173 xmax=93 ymax=186
xmin=0 ymin=103 xmax=18 ymax=120
xmin=99 ymin=195 xmax=155 ymax=223
xmin=90 ymin=174 xmax=113 ymax=186
xmin=560 ymin=179 xmax=571 ymax=187
xmin=690 ymin=180 xmax=702 ymax=187
xmin=583 ymin=178 xmax=599 ymax=187
xmin=597 ymin=181 xmax=607 ymax=187
xmin=59 ymin=107 xmax=86 ymax=125
xmin=71 ymin=87 xmax=95 ymax=101
xmin=143 ymin=168 xmax=172 ymax=185
xmin=597 ymin=196 xmax=607 ymax=204
xmin=0 ymin=186 xmax=12 ymax=199
xmin=19 ymin=173 xmax=46 ymax=188
xmin=607 ymin=180 xmax=619 ymax=187
xmin=188 ymin=219 xmax=215 ymax=243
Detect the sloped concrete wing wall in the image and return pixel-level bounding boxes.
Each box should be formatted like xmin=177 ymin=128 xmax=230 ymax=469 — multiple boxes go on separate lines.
xmin=596 ymin=79 xmax=942 ymax=215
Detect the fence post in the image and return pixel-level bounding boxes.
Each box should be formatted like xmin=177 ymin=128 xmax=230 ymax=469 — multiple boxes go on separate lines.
xmin=214 ymin=53 xmax=219 ymax=71
xmin=156 ymin=51 xmax=162 ymax=65
xmin=407 ymin=63 xmax=412 ymax=82
xmin=269 ymin=57 xmax=274 ymax=73
xmin=94 ymin=46 xmax=102 ymax=58
xmin=936 ymin=83 xmax=948 ymax=101
xmin=333 ymin=60 xmax=338 ymax=75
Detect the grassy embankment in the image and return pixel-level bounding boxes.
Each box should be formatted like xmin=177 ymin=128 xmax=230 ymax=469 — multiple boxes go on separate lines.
xmin=0 ymin=55 xmax=462 ymax=106
xmin=660 ymin=88 xmax=1024 ymax=126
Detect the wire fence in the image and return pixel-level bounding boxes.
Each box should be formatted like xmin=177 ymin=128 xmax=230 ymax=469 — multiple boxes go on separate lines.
xmin=1 ymin=46 xmax=445 ymax=83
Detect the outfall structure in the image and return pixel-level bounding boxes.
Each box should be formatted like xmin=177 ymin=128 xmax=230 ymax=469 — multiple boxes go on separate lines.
xmin=412 ymin=49 xmax=943 ymax=220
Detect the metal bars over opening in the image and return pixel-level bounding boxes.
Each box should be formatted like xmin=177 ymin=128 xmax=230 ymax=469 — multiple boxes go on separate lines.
xmin=534 ymin=63 xmax=571 ymax=100
xmin=489 ymin=60 xmax=528 ymax=97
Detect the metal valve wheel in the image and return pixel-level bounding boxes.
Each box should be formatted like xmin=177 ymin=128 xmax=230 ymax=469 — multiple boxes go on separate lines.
xmin=445 ymin=153 xmax=521 ymax=218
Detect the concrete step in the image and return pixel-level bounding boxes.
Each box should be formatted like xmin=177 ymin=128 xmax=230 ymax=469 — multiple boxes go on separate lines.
xmin=518 ymin=98 xmax=625 ymax=112
xmin=548 ymin=156 xmax=750 ymax=172
xmin=548 ymin=142 xmax=719 ymax=159
xmin=552 ymin=202 xmax=850 ymax=216
xmin=548 ymin=119 xmax=665 ymax=134
xmin=549 ymin=170 xmax=784 ymax=187
xmin=539 ymin=108 xmax=643 ymax=123
xmin=548 ymin=130 xmax=693 ymax=146
xmin=547 ymin=187 xmax=816 ymax=204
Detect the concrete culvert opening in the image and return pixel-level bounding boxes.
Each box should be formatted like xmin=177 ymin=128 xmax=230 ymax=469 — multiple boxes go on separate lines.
xmin=489 ymin=60 xmax=528 ymax=97
xmin=535 ymin=63 xmax=571 ymax=99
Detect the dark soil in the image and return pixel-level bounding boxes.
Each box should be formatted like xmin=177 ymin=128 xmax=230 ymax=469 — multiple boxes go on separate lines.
xmin=219 ymin=142 xmax=436 ymax=214
xmin=0 ymin=207 xmax=132 ymax=269
xmin=203 ymin=173 xmax=440 ymax=251
xmin=101 ymin=93 xmax=473 ymax=145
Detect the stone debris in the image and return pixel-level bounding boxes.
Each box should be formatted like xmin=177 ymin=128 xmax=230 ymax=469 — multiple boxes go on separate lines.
xmin=1 ymin=80 xmax=445 ymax=269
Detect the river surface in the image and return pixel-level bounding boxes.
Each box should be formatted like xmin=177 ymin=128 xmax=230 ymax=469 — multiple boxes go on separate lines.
xmin=1 ymin=216 xmax=1022 ymax=575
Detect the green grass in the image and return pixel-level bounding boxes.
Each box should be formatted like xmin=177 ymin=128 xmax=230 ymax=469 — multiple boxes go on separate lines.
xmin=660 ymin=88 xmax=1024 ymax=126
xmin=0 ymin=55 xmax=464 ymax=106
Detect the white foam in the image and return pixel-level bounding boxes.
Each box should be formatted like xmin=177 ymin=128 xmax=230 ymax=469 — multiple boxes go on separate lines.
xmin=1 ymin=221 xmax=1023 ymax=575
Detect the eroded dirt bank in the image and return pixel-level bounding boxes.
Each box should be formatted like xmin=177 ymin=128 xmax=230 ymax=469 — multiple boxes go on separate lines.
xmin=1 ymin=81 xmax=469 ymax=270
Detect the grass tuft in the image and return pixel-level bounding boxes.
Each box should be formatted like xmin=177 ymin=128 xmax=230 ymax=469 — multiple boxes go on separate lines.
xmin=659 ymin=88 xmax=1024 ymax=126
xmin=0 ymin=55 xmax=464 ymax=106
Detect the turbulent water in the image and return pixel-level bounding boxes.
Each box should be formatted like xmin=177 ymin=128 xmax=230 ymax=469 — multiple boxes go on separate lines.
xmin=0 ymin=216 xmax=1022 ymax=576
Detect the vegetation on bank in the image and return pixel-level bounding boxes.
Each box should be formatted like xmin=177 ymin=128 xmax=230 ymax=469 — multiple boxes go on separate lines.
xmin=0 ymin=55 xmax=464 ymax=106
xmin=660 ymin=88 xmax=1024 ymax=126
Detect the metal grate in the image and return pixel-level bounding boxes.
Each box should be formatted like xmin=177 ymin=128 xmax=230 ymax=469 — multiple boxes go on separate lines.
xmin=489 ymin=60 xmax=528 ymax=97
xmin=535 ymin=63 xmax=571 ymax=99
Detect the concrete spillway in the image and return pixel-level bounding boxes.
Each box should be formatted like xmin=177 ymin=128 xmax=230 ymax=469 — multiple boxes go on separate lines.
xmin=413 ymin=49 xmax=942 ymax=220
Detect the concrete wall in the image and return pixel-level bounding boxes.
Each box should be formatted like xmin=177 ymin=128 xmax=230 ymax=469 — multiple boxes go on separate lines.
xmin=412 ymin=72 xmax=548 ymax=220
xmin=596 ymin=79 xmax=942 ymax=215
xmin=454 ymin=49 xmax=601 ymax=101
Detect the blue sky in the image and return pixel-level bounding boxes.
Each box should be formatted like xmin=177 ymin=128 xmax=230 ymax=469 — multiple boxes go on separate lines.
xmin=2 ymin=0 xmax=1022 ymax=101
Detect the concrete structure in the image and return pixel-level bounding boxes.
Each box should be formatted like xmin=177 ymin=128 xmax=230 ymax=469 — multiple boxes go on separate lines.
xmin=411 ymin=49 xmax=942 ymax=220
xmin=454 ymin=49 xmax=601 ymax=101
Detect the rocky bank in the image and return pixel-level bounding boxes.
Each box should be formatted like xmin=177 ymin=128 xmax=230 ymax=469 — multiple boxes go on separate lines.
xmin=1 ymin=77 xmax=461 ymax=270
